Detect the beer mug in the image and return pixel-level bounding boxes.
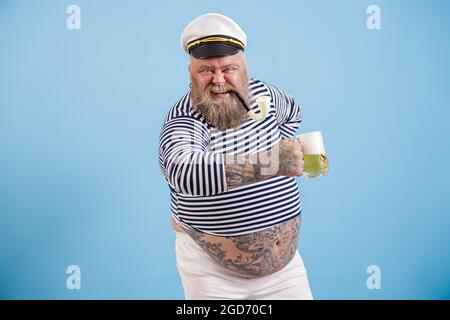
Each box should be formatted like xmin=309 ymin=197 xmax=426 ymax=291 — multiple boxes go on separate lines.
xmin=297 ymin=131 xmax=329 ymax=178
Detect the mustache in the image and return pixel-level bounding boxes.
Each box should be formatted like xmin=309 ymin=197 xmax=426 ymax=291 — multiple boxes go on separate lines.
xmin=208 ymin=83 xmax=236 ymax=94
xmin=204 ymin=84 xmax=250 ymax=112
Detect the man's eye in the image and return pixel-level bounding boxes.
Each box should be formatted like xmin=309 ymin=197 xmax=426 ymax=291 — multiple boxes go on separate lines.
xmin=200 ymin=69 xmax=212 ymax=74
xmin=224 ymin=67 xmax=237 ymax=73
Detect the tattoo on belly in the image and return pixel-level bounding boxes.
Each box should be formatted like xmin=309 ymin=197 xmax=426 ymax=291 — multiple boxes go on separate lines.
xmin=184 ymin=216 xmax=300 ymax=278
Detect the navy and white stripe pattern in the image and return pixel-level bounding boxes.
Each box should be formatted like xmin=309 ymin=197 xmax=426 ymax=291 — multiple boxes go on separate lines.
xmin=159 ymin=79 xmax=302 ymax=236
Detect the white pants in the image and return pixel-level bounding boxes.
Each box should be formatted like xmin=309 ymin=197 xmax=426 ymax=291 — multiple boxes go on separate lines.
xmin=175 ymin=231 xmax=313 ymax=300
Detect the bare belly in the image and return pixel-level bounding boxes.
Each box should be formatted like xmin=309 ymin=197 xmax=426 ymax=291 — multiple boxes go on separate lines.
xmin=172 ymin=216 xmax=300 ymax=278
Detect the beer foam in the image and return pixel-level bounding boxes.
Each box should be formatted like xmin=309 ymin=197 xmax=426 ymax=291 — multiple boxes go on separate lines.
xmin=297 ymin=131 xmax=326 ymax=154
xmin=301 ymin=143 xmax=325 ymax=154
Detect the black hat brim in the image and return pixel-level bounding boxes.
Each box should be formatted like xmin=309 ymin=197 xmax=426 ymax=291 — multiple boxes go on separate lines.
xmin=189 ymin=42 xmax=241 ymax=59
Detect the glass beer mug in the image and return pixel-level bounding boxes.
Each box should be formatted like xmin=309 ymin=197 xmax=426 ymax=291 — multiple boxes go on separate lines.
xmin=297 ymin=131 xmax=329 ymax=178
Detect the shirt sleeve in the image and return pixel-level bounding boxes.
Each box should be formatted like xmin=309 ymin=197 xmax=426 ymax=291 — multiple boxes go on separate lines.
xmin=159 ymin=116 xmax=228 ymax=196
xmin=268 ymin=85 xmax=303 ymax=138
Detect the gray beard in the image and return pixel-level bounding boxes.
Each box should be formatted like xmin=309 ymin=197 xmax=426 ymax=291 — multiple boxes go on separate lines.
xmin=191 ymin=86 xmax=250 ymax=131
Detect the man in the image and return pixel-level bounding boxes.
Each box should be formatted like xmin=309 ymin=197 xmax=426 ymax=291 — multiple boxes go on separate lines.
xmin=159 ymin=13 xmax=313 ymax=299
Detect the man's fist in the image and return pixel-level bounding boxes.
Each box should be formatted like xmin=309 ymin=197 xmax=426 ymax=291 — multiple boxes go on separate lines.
xmin=276 ymin=138 xmax=304 ymax=177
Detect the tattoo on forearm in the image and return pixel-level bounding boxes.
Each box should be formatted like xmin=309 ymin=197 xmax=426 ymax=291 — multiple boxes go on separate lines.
xmin=224 ymin=139 xmax=302 ymax=189
xmin=225 ymin=154 xmax=272 ymax=189
xmin=184 ymin=216 xmax=300 ymax=278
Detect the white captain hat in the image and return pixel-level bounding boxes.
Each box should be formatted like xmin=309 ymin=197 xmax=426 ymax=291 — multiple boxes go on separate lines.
xmin=181 ymin=13 xmax=247 ymax=59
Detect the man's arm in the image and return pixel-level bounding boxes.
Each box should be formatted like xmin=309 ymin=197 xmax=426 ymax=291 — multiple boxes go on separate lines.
xmin=159 ymin=116 xmax=227 ymax=196
xmin=267 ymin=84 xmax=302 ymax=138
xmin=225 ymin=138 xmax=304 ymax=189
xmin=160 ymin=117 xmax=303 ymax=194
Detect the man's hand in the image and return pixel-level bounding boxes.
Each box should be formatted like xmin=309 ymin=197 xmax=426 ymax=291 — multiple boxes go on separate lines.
xmin=276 ymin=138 xmax=304 ymax=177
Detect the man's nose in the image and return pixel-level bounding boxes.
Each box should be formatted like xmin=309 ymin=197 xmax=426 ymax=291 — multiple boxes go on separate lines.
xmin=212 ymin=71 xmax=225 ymax=86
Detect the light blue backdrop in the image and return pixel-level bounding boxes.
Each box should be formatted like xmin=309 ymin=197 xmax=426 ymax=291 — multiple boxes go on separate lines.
xmin=1 ymin=0 xmax=449 ymax=299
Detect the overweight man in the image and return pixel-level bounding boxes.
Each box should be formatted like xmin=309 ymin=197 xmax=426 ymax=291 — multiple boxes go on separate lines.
xmin=158 ymin=13 xmax=313 ymax=300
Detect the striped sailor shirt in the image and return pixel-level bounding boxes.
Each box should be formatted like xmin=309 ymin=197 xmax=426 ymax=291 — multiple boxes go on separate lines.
xmin=159 ymin=78 xmax=302 ymax=236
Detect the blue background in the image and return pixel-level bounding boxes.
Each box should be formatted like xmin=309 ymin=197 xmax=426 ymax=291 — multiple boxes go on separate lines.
xmin=1 ymin=0 xmax=449 ymax=299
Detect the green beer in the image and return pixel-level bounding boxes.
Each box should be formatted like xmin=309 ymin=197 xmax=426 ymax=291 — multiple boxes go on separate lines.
xmin=298 ymin=131 xmax=329 ymax=178
xmin=303 ymin=154 xmax=329 ymax=178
